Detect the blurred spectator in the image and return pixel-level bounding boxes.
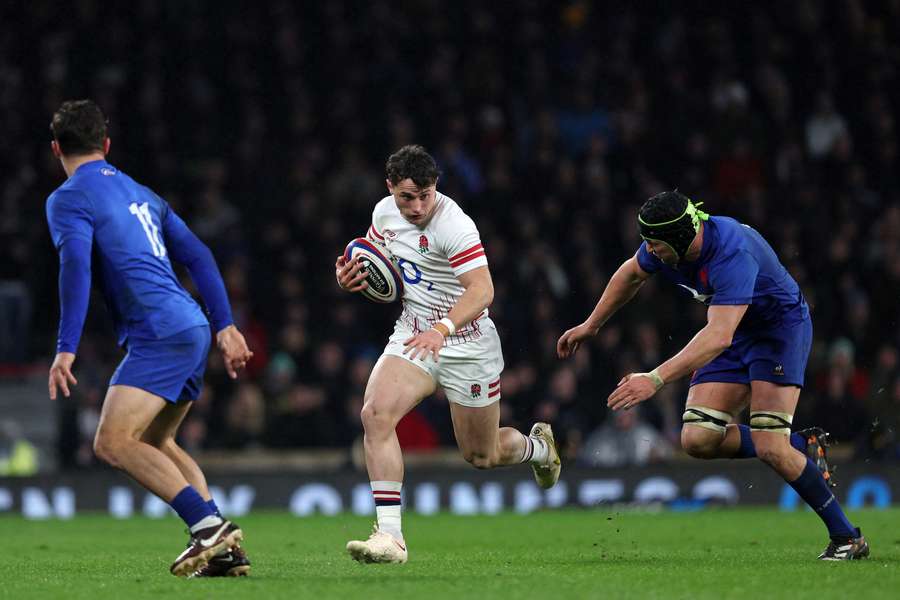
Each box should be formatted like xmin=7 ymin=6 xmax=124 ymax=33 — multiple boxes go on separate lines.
xmin=577 ymin=408 xmax=673 ymax=468
xmin=0 ymin=1 xmax=896 ymax=463
xmin=805 ymin=93 xmax=849 ymax=159
xmin=0 ymin=419 xmax=39 ymax=476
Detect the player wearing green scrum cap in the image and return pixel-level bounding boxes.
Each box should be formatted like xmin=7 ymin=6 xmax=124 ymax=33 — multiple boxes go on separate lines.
xmin=558 ymin=190 xmax=868 ymax=561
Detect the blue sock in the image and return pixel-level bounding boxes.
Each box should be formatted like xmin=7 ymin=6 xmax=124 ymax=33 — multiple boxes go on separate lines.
xmin=170 ymin=486 xmax=215 ymax=529
xmin=207 ymin=498 xmax=222 ymax=518
xmin=733 ymin=425 xmax=806 ymax=458
xmin=789 ymin=458 xmax=856 ymax=538
xmin=734 ymin=425 xmax=756 ymax=458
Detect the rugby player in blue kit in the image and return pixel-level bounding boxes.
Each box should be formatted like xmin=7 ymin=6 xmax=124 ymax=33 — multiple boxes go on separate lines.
xmin=45 ymin=100 xmax=254 ymax=576
xmin=557 ymin=190 xmax=869 ymax=560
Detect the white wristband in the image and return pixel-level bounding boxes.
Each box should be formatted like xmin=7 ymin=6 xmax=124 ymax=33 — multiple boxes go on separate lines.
xmin=438 ymin=317 xmax=456 ymax=336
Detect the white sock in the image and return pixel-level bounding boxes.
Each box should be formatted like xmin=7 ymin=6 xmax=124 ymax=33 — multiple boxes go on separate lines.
xmin=371 ymin=480 xmax=403 ymax=540
xmin=520 ymin=433 xmax=550 ymax=465
xmin=189 ymin=514 xmax=224 ymax=534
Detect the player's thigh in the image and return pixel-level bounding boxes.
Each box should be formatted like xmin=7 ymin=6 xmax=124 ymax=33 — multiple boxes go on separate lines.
xmin=685 ymin=382 xmax=750 ymax=414
xmin=448 ymin=401 xmax=500 ymax=458
xmin=682 ymin=382 xmax=750 ymax=446
xmin=749 ymin=380 xmax=801 ymax=414
xmin=141 ymin=399 xmax=193 ymax=447
xmin=363 ymin=355 xmax=436 ymax=424
xmin=97 ymin=384 xmax=168 ymax=441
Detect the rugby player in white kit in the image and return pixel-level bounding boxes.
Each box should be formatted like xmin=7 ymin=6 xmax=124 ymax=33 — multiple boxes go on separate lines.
xmin=335 ymin=145 xmax=560 ymax=564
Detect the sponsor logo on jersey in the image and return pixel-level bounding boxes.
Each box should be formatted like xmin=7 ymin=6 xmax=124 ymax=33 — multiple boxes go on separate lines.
xmin=470 ymin=383 xmax=482 ymax=398
xmin=384 ymin=229 xmax=398 ymax=240
xmin=100 ymin=167 xmax=117 ymax=176
xmin=773 ymin=364 xmax=784 ymax=376
xmin=418 ymin=235 xmax=430 ymax=254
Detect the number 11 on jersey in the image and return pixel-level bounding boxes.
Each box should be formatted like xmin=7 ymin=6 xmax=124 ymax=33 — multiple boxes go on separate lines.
xmin=129 ymin=202 xmax=167 ymax=258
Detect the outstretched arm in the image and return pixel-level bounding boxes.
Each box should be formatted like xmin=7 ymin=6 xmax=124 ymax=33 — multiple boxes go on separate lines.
xmin=607 ymin=304 xmax=748 ymax=411
xmin=557 ymin=257 xmax=650 ymax=358
xmin=162 ymin=208 xmax=252 ymax=378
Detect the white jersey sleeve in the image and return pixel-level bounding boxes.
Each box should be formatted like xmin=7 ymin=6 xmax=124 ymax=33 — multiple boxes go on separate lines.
xmin=366 ymin=199 xmax=389 ymax=244
xmin=435 ymin=206 xmax=488 ymax=277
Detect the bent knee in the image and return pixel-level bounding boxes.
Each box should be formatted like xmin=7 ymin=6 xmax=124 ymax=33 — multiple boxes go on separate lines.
xmin=93 ymin=431 xmax=124 ymax=467
xmin=360 ymin=400 xmax=399 ymax=435
xmin=681 ymin=427 xmax=724 ymax=459
xmin=463 ymin=451 xmax=497 ymax=470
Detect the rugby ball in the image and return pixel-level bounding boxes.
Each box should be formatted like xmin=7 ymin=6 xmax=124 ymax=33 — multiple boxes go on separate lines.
xmin=343 ymin=237 xmax=404 ymax=303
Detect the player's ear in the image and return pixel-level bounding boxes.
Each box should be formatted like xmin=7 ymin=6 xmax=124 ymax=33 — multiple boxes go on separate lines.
xmin=50 ymin=140 xmax=62 ymax=158
xmin=385 ymin=179 xmax=393 ymax=193
xmin=103 ymin=137 xmax=111 ymax=155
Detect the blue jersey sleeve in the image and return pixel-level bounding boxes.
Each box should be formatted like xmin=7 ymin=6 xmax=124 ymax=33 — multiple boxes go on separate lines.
xmin=46 ymin=189 xmax=94 ymax=249
xmin=47 ymin=190 xmax=95 ymax=354
xmin=56 ymin=238 xmax=92 ymax=353
xmin=709 ymin=250 xmax=757 ymax=305
xmin=635 ymin=242 xmax=662 ymax=274
xmin=161 ymin=204 xmax=234 ymax=332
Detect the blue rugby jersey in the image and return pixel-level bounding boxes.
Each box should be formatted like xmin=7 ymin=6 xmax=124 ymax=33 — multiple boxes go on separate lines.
xmin=635 ymin=216 xmax=809 ymax=331
xmin=46 ymin=160 xmax=210 ymax=349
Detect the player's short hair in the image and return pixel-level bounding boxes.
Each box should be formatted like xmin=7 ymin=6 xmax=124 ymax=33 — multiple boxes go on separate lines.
xmin=50 ymin=100 xmax=108 ymax=156
xmin=386 ymin=145 xmax=441 ymax=187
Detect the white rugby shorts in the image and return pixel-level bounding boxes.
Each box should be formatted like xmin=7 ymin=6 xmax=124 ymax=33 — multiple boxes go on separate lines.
xmin=381 ymin=319 xmax=504 ymax=408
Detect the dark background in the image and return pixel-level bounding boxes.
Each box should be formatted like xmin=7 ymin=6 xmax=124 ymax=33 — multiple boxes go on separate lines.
xmin=0 ymin=0 xmax=898 ymax=469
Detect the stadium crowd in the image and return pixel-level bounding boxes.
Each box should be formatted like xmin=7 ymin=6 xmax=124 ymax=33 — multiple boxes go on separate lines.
xmin=1 ymin=0 xmax=899 ymax=467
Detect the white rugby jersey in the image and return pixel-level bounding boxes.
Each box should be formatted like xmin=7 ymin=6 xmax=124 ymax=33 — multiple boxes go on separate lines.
xmin=366 ymin=192 xmax=491 ymax=345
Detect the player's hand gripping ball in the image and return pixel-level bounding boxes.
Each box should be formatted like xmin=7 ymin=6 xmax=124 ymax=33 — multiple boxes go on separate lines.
xmin=342 ymin=237 xmax=404 ymax=303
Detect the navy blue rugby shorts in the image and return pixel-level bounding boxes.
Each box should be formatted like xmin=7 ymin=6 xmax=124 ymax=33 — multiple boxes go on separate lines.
xmin=690 ymin=317 xmax=813 ymax=388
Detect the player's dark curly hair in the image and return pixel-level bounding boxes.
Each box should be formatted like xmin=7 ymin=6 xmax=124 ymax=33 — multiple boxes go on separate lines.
xmin=638 ymin=190 xmax=690 ymax=224
xmin=386 ymin=145 xmax=441 ymax=187
xmin=50 ymin=100 xmax=108 ymax=156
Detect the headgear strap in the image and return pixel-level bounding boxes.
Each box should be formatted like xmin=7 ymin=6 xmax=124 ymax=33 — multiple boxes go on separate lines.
xmin=638 ymin=197 xmax=709 ymax=261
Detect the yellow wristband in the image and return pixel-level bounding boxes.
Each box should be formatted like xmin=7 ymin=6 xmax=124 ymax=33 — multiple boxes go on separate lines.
xmin=432 ymin=322 xmax=450 ymax=337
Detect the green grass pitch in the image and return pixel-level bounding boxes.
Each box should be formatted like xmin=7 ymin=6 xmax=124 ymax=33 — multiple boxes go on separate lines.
xmin=0 ymin=508 xmax=897 ymax=599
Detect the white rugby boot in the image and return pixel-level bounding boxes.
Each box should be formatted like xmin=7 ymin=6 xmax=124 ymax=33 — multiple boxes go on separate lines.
xmin=530 ymin=422 xmax=561 ymax=489
xmin=346 ymin=526 xmax=408 ymax=564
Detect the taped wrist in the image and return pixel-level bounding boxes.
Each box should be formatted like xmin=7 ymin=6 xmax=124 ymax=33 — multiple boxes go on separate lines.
xmin=432 ymin=317 xmax=456 ymax=338
xmin=635 ymin=368 xmax=664 ymax=391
